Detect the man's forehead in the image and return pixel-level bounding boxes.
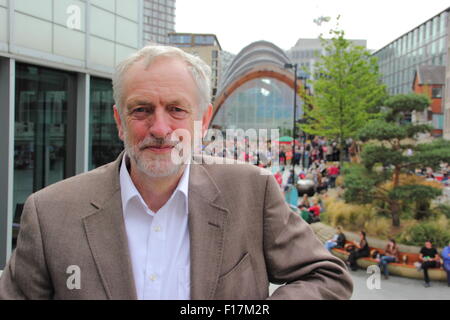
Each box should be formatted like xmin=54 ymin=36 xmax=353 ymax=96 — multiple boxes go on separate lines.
xmin=132 ymin=55 xmax=190 ymax=74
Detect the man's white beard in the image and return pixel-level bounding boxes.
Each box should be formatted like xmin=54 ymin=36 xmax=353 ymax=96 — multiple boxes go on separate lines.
xmin=124 ymin=131 xmax=183 ymax=178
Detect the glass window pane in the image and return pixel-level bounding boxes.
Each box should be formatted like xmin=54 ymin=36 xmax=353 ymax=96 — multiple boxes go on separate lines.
xmin=89 ymin=77 xmax=123 ymax=169
xmin=14 ymin=63 xmax=76 ymax=225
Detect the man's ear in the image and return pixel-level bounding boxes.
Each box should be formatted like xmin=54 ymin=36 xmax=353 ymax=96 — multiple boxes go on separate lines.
xmin=113 ymin=105 xmax=125 ymax=141
xmin=201 ymin=104 xmax=213 ymax=137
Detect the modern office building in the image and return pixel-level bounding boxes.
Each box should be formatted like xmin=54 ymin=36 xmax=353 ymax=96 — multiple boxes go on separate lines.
xmin=372 ymin=7 xmax=450 ymax=139
xmin=168 ymin=32 xmax=222 ymax=99
xmin=286 ymin=38 xmax=367 ymax=85
xmin=0 ymin=0 xmax=177 ymax=269
xmin=143 ymin=0 xmax=175 ymax=45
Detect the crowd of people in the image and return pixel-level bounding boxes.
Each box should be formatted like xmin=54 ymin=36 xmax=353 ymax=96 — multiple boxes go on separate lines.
xmin=415 ymin=163 xmax=449 ymax=186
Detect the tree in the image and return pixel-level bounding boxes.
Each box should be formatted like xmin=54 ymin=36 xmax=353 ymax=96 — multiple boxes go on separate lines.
xmin=343 ymin=93 xmax=450 ymax=227
xmin=299 ymin=24 xmax=387 ymax=166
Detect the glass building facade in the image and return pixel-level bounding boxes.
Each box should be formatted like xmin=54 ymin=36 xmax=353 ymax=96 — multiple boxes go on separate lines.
xmin=13 ymin=63 xmax=77 ymax=221
xmin=143 ymin=0 xmax=176 ymax=44
xmin=212 ymin=78 xmax=302 ymax=135
xmin=89 ymin=77 xmax=122 ymax=170
xmin=373 ymin=9 xmax=449 ymax=95
xmin=213 ymin=40 xmax=302 ymax=140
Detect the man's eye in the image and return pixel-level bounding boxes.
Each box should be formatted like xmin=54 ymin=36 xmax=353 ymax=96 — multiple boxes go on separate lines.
xmin=170 ymin=106 xmax=185 ymax=112
xmin=169 ymin=106 xmax=188 ymax=117
xmin=131 ymin=107 xmax=149 ymax=114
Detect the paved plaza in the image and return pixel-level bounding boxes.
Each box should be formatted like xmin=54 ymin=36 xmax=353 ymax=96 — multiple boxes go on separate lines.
xmin=269 ymin=269 xmax=449 ymax=299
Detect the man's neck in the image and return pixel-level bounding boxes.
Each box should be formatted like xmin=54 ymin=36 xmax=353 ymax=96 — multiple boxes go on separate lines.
xmin=129 ymin=162 xmax=186 ymax=213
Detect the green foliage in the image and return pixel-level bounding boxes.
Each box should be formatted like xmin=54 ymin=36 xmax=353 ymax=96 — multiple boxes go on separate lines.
xmin=344 ymin=91 xmax=450 ymax=227
xmin=388 ymin=185 xmax=442 ymax=201
xmin=342 ymin=163 xmax=389 ymax=203
xmin=360 ymin=144 xmax=406 ymax=170
xmin=396 ymin=218 xmax=450 ymax=248
xmin=411 ymin=139 xmax=450 ymax=170
xmin=432 ymin=204 xmax=450 ymax=219
xmin=383 ymin=94 xmax=431 ymax=123
xmin=299 ymin=25 xmax=386 ymax=164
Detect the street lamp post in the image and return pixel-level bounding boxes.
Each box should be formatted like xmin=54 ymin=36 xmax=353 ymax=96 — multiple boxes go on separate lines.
xmin=284 ymin=63 xmax=298 ymax=184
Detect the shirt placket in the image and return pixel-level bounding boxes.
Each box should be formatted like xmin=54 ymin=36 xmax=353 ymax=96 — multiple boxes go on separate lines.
xmin=143 ymin=208 xmax=167 ymax=299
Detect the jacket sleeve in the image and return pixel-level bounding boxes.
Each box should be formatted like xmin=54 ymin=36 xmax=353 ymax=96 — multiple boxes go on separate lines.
xmin=262 ymin=174 xmax=353 ymax=300
xmin=0 ymin=194 xmax=53 ymax=299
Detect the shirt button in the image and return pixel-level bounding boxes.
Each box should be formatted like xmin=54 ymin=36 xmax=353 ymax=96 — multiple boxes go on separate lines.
xmin=153 ymin=226 xmax=161 ymax=232
xmin=149 ymin=274 xmax=157 ymax=281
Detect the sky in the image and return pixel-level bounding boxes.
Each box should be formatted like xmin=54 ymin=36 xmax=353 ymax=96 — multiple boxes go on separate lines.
xmin=176 ymin=0 xmax=450 ymax=54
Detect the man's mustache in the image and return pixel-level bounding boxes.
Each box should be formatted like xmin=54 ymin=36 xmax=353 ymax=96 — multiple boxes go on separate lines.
xmin=137 ymin=135 xmax=181 ymax=150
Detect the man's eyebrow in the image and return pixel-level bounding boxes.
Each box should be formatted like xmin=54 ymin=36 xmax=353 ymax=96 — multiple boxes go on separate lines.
xmin=126 ymin=100 xmax=154 ymax=108
xmin=166 ymin=100 xmax=193 ymax=110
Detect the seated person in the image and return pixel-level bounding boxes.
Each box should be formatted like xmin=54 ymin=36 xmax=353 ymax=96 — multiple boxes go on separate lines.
xmin=299 ymin=194 xmax=310 ymax=209
xmin=346 ymin=231 xmax=370 ymax=271
xmin=325 ymin=226 xmax=346 ymax=251
xmin=377 ymin=239 xmax=399 ymax=279
xmin=298 ymin=205 xmax=312 ymax=224
xmin=418 ymin=240 xmax=441 ymax=288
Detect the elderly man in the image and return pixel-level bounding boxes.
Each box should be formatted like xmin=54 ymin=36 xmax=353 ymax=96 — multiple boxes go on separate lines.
xmin=0 ymin=46 xmax=352 ymax=300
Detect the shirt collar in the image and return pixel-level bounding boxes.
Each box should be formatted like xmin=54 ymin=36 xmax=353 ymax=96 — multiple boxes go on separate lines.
xmin=119 ymin=153 xmax=190 ymax=215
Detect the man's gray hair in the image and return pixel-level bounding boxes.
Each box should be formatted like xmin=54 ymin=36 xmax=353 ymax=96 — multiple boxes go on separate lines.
xmin=112 ymin=45 xmax=212 ymax=117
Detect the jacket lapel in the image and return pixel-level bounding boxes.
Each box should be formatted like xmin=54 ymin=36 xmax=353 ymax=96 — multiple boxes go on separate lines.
xmin=188 ymin=162 xmax=229 ymax=300
xmin=82 ymin=153 xmax=137 ymax=300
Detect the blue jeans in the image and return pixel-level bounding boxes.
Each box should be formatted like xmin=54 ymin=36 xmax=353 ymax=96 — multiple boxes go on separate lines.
xmin=325 ymin=241 xmax=337 ymax=251
xmin=378 ymin=256 xmax=396 ymax=276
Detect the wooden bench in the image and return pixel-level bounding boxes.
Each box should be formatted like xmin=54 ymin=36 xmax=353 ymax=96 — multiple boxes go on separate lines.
xmin=331 ymin=241 xmax=447 ymax=281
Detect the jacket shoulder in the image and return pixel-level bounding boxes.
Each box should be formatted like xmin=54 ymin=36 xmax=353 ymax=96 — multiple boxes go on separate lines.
xmin=32 ymin=160 xmax=119 ymax=208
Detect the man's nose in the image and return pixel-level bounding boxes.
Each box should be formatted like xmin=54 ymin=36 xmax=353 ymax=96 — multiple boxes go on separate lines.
xmin=149 ymin=108 xmax=172 ymax=138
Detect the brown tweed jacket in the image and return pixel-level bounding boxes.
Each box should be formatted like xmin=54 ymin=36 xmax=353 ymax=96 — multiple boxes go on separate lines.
xmin=0 ymin=152 xmax=352 ymax=299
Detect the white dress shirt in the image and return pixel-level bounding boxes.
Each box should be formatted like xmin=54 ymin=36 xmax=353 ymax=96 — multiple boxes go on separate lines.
xmin=119 ymin=154 xmax=190 ymax=300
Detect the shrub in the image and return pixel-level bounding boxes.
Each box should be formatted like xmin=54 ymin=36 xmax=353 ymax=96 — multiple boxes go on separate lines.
xmin=396 ymin=216 xmax=450 ymax=248
xmin=432 ymin=203 xmax=450 ymax=219
xmin=323 ymin=193 xmax=379 ymax=233
xmin=363 ymin=218 xmax=391 ymax=239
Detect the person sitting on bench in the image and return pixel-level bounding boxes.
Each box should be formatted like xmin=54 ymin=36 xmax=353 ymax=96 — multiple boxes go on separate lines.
xmin=346 ymin=231 xmax=370 ymax=271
